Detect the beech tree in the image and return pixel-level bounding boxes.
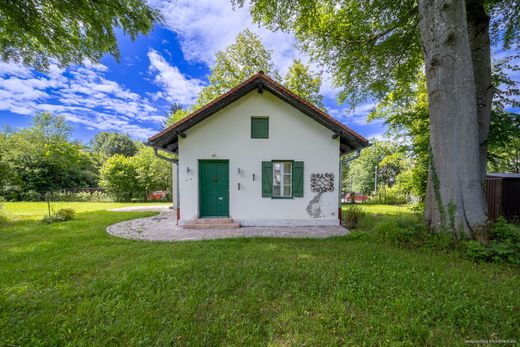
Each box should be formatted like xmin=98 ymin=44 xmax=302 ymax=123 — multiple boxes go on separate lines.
xmin=284 ymin=59 xmax=325 ymax=109
xmin=0 ymin=0 xmax=160 ymax=70
xmin=196 ymin=29 xmax=281 ymax=106
xmin=235 ymin=0 xmax=519 ymax=235
xmin=166 ymin=30 xmax=325 ymax=125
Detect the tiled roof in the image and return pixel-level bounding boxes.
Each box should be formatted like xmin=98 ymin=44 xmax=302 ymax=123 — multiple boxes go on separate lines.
xmin=148 ymin=71 xmax=369 ymax=153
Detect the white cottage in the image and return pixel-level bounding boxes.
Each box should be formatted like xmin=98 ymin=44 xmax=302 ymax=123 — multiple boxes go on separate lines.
xmin=148 ymin=72 xmax=369 ymax=228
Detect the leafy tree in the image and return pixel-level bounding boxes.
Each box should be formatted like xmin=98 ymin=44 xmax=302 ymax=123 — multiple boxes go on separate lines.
xmin=1 ymin=113 xmax=97 ymax=199
xmin=166 ymin=30 xmax=327 ymax=126
xmin=100 ymin=155 xmax=143 ymax=202
xmin=369 ymin=74 xmax=430 ymax=198
xmin=236 ymin=0 xmax=519 ymax=234
xmin=164 ymin=104 xmax=189 ymax=127
xmin=90 ymin=132 xmax=138 ymax=161
xmin=0 ymin=0 xmax=160 ymax=70
xmin=99 ymin=146 xmax=171 ymax=201
xmin=346 ymin=140 xmax=410 ymax=195
xmin=134 ymin=145 xmax=171 ymax=199
xmin=487 ymin=111 xmax=520 ymax=173
xmin=196 ymin=29 xmax=281 ymax=106
xmin=163 ymin=103 xmax=188 ymax=127
xmin=284 ymin=59 xmax=324 ymax=109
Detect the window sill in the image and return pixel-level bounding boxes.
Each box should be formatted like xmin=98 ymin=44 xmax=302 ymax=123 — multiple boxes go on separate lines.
xmin=271 ymin=196 xmax=294 ymax=199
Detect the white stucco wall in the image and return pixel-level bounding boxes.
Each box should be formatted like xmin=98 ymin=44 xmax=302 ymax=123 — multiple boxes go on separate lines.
xmin=178 ymin=91 xmax=341 ymax=226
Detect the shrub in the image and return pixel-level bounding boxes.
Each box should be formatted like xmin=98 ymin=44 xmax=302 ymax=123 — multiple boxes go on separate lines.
xmin=41 ymin=208 xmax=75 ymax=224
xmin=464 ymin=219 xmax=520 ymax=265
xmin=342 ymin=205 xmax=365 ymax=229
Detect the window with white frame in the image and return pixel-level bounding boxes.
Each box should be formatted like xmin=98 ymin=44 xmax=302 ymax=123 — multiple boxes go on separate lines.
xmin=273 ymin=161 xmax=292 ymax=197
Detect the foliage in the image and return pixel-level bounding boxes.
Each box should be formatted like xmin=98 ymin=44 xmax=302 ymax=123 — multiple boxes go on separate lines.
xmin=164 ymin=103 xmax=188 ymax=127
xmin=1 ymin=205 xmax=518 ymax=345
xmin=487 ymin=111 xmax=520 ymax=173
xmin=284 ymin=59 xmax=325 ymax=109
xmin=0 ymin=113 xmax=97 ymax=200
xmin=40 ymin=208 xmax=75 ymax=224
xmin=89 ymin=132 xmax=138 ymax=162
xmin=345 ymin=140 xmax=413 ymax=200
xmin=99 ymin=147 xmax=171 ymax=202
xmin=369 ymin=74 xmax=430 ymax=197
xmin=350 ymin=204 xmax=520 ymax=265
xmin=100 ymin=155 xmax=143 ymax=202
xmin=196 ymin=29 xmax=281 ymax=106
xmin=133 ymin=145 xmax=172 ymax=200
xmin=165 ymin=30 xmax=326 ymax=126
xmin=236 ymin=0 xmax=518 ymax=106
xmin=464 ymin=219 xmax=520 ymax=265
xmin=0 ymin=0 xmax=160 ymax=71
xmin=342 ymin=205 xmax=365 ymax=229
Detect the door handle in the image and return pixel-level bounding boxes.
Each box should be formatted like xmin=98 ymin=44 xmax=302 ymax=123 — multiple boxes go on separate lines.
xmin=218 ymin=197 xmax=223 ymax=200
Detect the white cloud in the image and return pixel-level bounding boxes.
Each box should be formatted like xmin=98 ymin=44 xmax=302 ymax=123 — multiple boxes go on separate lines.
xmin=328 ymin=102 xmax=382 ymax=126
xmin=148 ymin=0 xmax=306 ymax=77
xmin=147 ymin=49 xmax=205 ymax=105
xmin=0 ymin=62 xmax=164 ymax=139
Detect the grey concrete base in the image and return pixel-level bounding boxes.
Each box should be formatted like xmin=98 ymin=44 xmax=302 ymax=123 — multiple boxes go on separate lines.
xmin=107 ymin=210 xmax=348 ymax=242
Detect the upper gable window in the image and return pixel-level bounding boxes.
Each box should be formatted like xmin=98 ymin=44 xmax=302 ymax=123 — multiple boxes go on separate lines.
xmin=251 ymin=117 xmax=269 ymax=139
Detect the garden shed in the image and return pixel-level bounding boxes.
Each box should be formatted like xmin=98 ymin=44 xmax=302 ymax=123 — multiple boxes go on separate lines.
xmin=486 ymin=173 xmax=520 ymax=222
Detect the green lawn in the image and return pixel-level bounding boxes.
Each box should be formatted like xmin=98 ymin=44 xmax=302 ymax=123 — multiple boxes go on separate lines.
xmin=2 ymin=201 xmax=171 ymax=221
xmin=0 ymin=203 xmax=518 ymax=346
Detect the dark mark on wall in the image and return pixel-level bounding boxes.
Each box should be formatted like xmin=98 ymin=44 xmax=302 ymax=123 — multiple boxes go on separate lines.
xmin=306 ymin=192 xmax=323 ymax=218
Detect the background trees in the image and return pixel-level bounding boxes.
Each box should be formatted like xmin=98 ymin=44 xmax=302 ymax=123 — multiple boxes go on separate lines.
xmin=284 ymin=59 xmax=325 ymax=110
xmin=0 ymin=113 xmax=170 ymax=202
xmin=166 ymin=29 xmax=326 ymax=125
xmin=0 ymin=113 xmax=97 ymax=200
xmin=90 ymin=132 xmax=138 ymax=163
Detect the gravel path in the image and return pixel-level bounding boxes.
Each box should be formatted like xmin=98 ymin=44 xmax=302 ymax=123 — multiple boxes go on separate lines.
xmin=107 ymin=209 xmax=347 ymax=242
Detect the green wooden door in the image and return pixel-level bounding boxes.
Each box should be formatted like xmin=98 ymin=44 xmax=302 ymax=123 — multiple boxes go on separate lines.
xmin=199 ymin=160 xmax=229 ymax=217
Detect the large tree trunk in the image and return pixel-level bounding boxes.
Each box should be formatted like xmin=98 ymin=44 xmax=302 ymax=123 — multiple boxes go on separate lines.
xmin=466 ymin=0 xmax=493 ymax=185
xmin=419 ymin=0 xmax=487 ymax=236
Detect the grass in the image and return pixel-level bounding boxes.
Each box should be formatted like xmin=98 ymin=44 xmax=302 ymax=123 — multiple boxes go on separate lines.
xmin=0 ymin=203 xmax=518 ymax=345
xmin=1 ymin=201 xmax=170 ymax=221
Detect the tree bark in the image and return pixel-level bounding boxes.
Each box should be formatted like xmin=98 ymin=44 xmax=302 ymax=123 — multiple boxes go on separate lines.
xmin=419 ymin=0 xmax=487 ymax=235
xmin=466 ymin=0 xmax=493 ymax=186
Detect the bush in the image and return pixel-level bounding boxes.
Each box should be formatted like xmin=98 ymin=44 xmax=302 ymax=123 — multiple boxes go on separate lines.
xmin=41 ymin=208 xmax=75 ymax=224
xmin=464 ymin=219 xmax=520 ymax=265
xmin=342 ymin=205 xmax=365 ymax=229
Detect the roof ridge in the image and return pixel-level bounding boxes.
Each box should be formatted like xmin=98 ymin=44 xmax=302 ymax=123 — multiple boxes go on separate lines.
xmin=148 ymin=71 xmax=368 ymax=147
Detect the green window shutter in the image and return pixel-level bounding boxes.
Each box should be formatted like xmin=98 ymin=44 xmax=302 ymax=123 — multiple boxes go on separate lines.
xmin=292 ymin=161 xmax=304 ymax=197
xmin=261 ymin=161 xmax=273 ymax=197
xmin=251 ymin=117 xmax=269 ymax=138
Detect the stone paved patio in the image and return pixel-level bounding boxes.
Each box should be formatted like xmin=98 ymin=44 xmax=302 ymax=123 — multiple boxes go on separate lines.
xmin=107 ymin=208 xmax=347 ymax=241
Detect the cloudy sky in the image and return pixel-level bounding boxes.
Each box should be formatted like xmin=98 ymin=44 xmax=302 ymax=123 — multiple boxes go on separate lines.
xmin=0 ymin=0 xmax=517 ymax=143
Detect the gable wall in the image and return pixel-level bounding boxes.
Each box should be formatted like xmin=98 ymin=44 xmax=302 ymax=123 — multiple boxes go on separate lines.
xmin=178 ymin=91 xmax=341 ymax=226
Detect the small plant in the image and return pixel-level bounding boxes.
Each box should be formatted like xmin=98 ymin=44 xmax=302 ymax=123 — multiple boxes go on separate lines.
xmin=41 ymin=208 xmax=76 ymax=224
xmin=342 ymin=205 xmax=365 ymax=229
xmin=463 ymin=219 xmax=520 ymax=265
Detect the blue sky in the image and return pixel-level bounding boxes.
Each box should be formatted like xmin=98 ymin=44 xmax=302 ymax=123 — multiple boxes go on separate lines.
xmin=0 ymin=0 xmax=517 ymax=144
